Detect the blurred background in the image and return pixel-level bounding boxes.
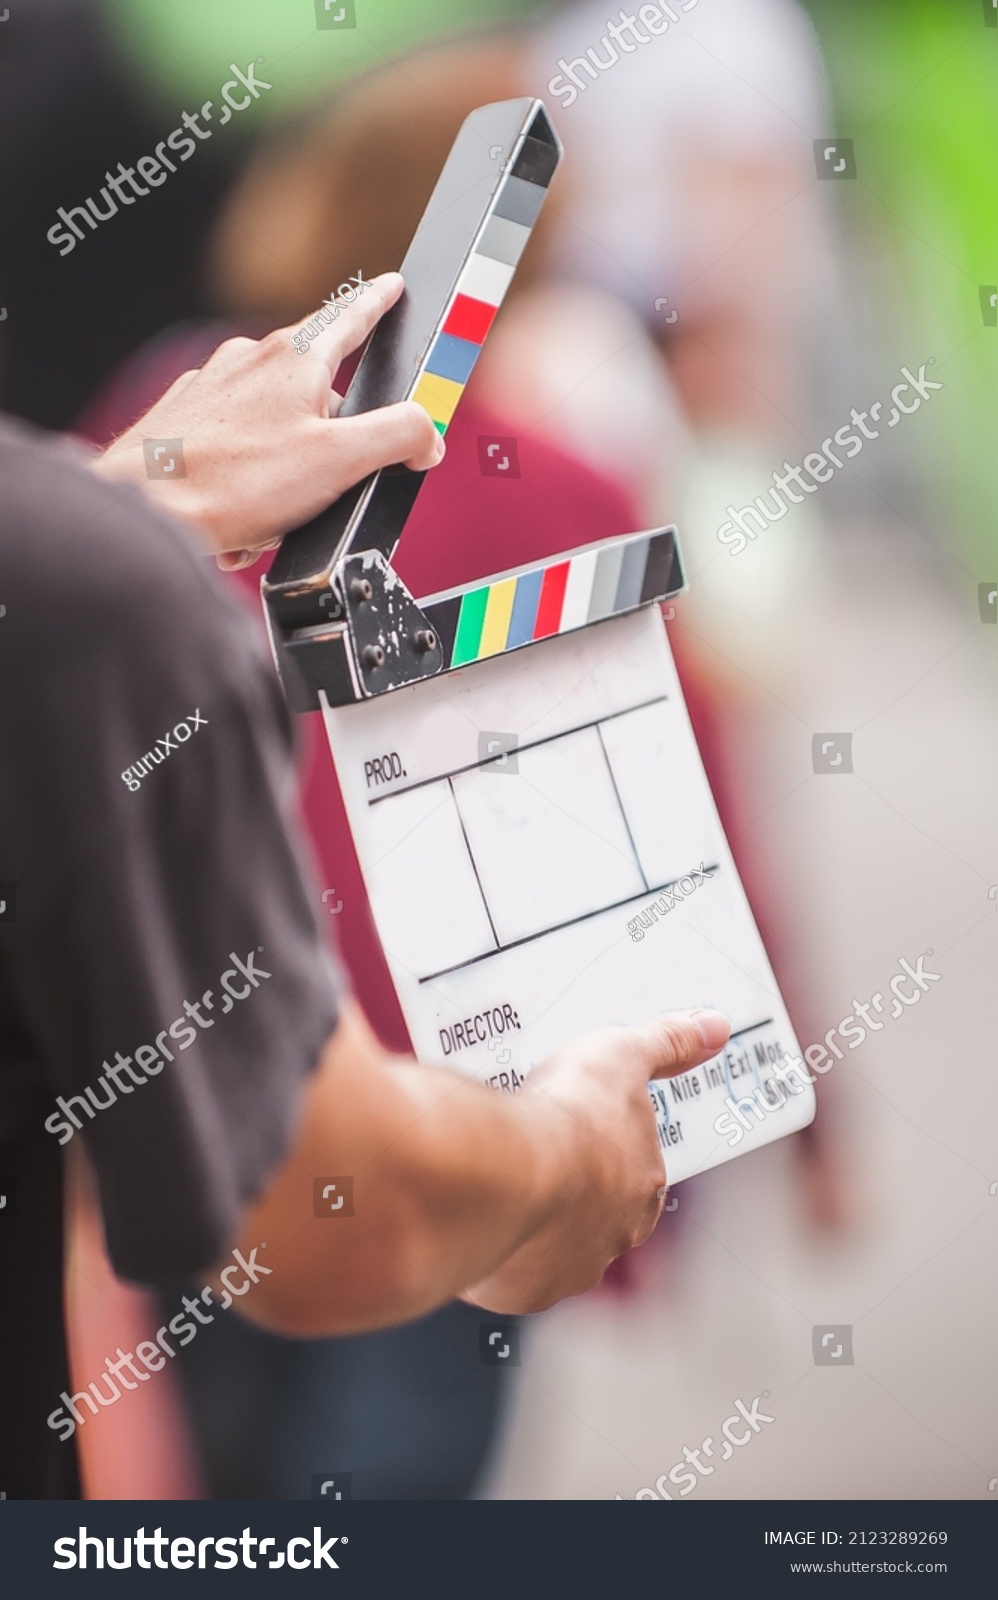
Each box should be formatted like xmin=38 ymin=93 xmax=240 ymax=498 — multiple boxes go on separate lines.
xmin=5 ymin=0 xmax=995 ymax=1500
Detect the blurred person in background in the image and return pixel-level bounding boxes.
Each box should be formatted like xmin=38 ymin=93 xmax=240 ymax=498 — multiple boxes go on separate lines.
xmin=511 ymin=0 xmax=850 ymax=1234
xmin=0 ymin=0 xmax=246 ymax=428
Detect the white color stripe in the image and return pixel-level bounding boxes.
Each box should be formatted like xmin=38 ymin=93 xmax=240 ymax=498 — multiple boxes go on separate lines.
xmin=558 ymin=550 xmax=599 ymax=633
xmin=458 ymin=253 xmax=515 ymax=307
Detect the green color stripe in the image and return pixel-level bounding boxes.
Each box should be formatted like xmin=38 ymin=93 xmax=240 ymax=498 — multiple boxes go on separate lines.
xmin=450 ymin=586 xmax=489 ymax=665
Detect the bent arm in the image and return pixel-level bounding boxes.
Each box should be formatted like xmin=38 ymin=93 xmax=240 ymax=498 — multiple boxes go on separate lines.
xmin=223 ymin=1001 xmax=729 ymax=1336
xmin=224 ymin=1000 xmax=574 ymax=1336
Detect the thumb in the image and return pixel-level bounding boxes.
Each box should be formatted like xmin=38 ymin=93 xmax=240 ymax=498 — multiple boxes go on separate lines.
xmin=612 ymin=1009 xmax=731 ymax=1082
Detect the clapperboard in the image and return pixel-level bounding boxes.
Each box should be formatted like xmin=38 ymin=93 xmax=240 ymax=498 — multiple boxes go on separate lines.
xmin=263 ymin=99 xmax=815 ymax=1182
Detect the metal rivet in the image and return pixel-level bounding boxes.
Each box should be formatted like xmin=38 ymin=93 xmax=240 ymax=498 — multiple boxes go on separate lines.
xmin=362 ymin=644 xmax=385 ymax=670
xmin=350 ymin=578 xmax=374 ymax=603
xmin=414 ymin=629 xmax=437 ymax=654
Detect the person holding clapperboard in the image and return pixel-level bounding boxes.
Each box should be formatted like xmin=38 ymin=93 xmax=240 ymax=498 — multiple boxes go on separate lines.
xmin=0 ymin=270 xmax=729 ymax=1500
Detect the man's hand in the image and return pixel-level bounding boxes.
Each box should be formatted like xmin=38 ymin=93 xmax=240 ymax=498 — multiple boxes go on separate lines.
xmin=461 ymin=1010 xmax=731 ymax=1314
xmin=231 ymin=1004 xmax=730 ymax=1337
xmin=91 ymin=272 xmax=443 ymax=566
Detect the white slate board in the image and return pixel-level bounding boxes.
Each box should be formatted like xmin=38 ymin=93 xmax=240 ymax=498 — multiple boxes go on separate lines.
xmin=322 ymin=604 xmax=815 ymax=1182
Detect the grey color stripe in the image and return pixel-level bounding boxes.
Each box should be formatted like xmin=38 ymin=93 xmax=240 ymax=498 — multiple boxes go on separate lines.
xmin=588 ymin=545 xmax=625 ymax=620
xmin=613 ymin=539 xmax=650 ymax=613
xmin=478 ymin=214 xmax=531 ymax=267
xmin=492 ymin=174 xmax=548 ymax=227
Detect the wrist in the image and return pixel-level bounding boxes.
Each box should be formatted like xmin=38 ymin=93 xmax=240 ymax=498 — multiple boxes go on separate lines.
xmin=384 ymin=1061 xmax=581 ymax=1288
xmin=514 ymin=1079 xmax=586 ymax=1230
xmin=91 ymin=441 xmax=221 ymax=553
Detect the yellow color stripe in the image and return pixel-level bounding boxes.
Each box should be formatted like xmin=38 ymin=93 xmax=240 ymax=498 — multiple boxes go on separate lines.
xmin=412 ymin=372 xmax=464 ymax=426
xmin=477 ymin=579 xmax=517 ymax=658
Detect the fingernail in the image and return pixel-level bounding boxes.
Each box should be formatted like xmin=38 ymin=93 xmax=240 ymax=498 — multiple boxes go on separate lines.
xmin=435 ymin=435 xmax=447 ymax=462
xmin=689 ymin=1009 xmax=730 ymax=1051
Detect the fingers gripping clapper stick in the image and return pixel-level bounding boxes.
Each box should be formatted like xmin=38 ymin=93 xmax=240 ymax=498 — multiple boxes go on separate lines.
xmin=263 ymin=99 xmax=813 ymax=1185
xmin=263 ymin=98 xmax=573 ymax=710
xmin=262 ymin=99 xmax=684 ymax=704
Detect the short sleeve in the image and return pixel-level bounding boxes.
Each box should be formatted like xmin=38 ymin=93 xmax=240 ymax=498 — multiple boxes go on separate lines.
xmin=0 ymin=423 xmax=342 ymax=1283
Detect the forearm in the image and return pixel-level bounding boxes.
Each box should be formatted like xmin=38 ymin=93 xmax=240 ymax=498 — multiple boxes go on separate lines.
xmin=228 ymin=1001 xmax=574 ymax=1336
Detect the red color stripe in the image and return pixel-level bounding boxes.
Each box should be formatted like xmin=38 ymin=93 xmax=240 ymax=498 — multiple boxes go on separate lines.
xmin=443 ymin=294 xmax=497 ymax=345
xmin=532 ymin=562 xmax=571 ymax=639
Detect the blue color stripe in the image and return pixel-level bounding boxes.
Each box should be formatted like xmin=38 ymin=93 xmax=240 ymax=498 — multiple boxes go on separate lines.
xmin=506 ymin=568 xmax=544 ymax=648
xmin=424 ymin=332 xmax=481 ymax=385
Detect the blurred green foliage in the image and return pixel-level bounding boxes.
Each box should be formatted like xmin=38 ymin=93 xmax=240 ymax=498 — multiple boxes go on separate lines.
xmin=804 ymin=0 xmax=998 ymax=570
xmin=104 ymin=0 xmax=539 ymax=122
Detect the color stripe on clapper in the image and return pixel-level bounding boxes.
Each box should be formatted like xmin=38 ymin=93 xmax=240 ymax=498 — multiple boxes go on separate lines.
xmin=421 ymin=529 xmax=682 ymax=670
xmin=409 ymin=138 xmax=557 ymax=434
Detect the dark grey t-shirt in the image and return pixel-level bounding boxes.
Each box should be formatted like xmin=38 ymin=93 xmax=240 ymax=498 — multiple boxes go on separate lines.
xmin=0 ymin=418 xmax=341 ymax=1495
